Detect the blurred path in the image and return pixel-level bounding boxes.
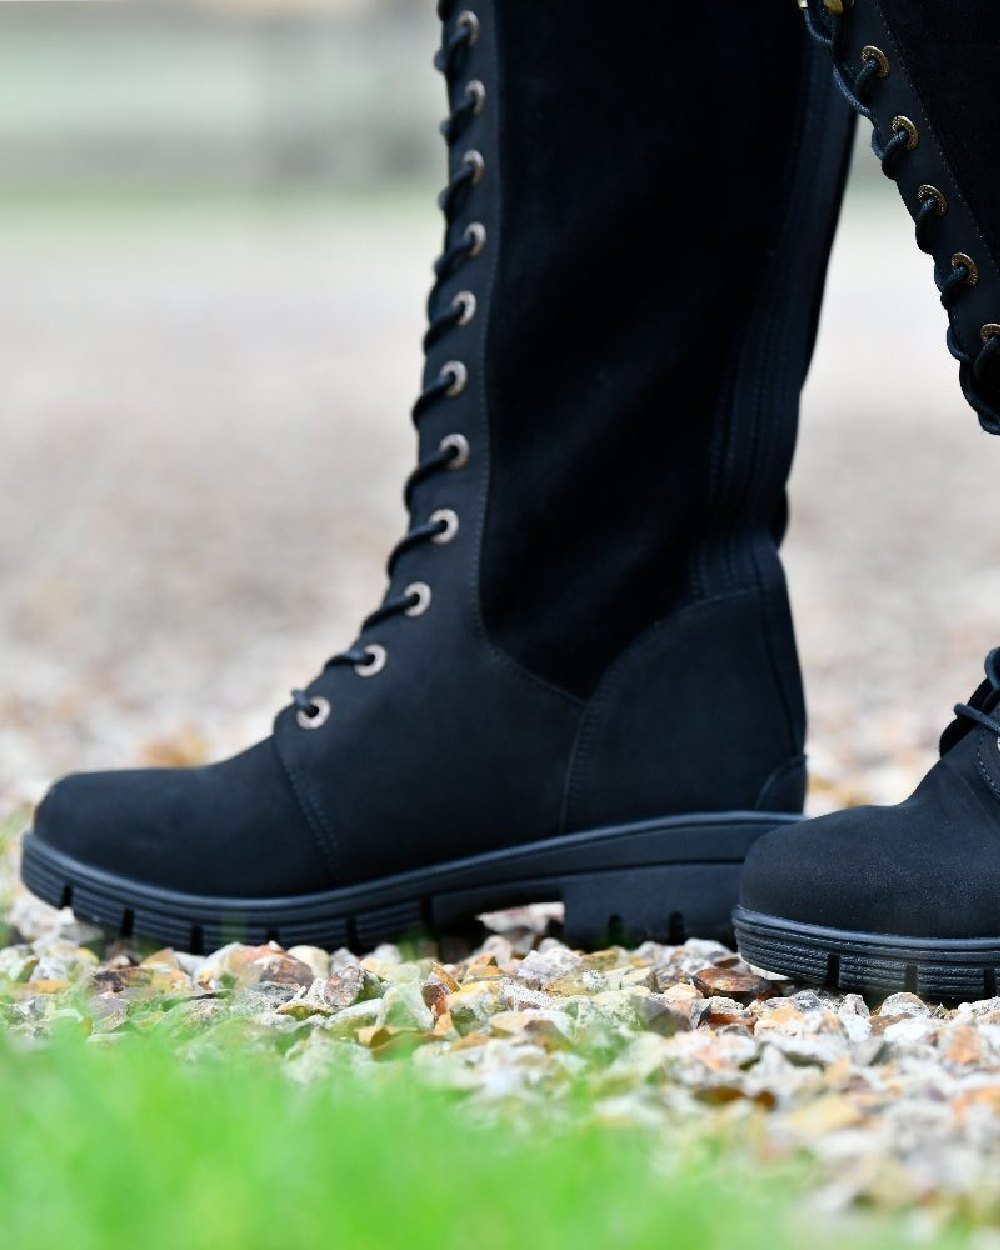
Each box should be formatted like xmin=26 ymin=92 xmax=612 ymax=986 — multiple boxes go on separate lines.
xmin=2 ymin=182 xmax=999 ymax=811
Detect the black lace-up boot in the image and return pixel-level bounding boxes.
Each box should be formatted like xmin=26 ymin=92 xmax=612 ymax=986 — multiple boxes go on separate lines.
xmin=21 ymin=1 xmax=852 ymax=954
xmin=737 ymin=652 xmax=1000 ymax=1002
xmin=735 ymin=1 xmax=1000 ymax=1001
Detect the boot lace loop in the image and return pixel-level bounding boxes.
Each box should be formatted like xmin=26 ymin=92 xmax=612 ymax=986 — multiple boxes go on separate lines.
xmin=954 ymin=648 xmax=1000 ymax=741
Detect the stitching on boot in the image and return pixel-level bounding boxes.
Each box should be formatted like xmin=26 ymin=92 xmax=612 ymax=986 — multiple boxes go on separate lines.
xmin=274 ymin=735 xmax=350 ymax=882
xmin=560 ymin=590 xmax=748 ymax=831
xmin=463 ymin=6 xmax=581 ymax=715
xmin=975 ymin=735 xmax=1000 ymax=805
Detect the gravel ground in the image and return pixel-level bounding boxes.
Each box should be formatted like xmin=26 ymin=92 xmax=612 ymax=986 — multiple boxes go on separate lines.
xmin=3 ymin=181 xmax=1000 ymax=1223
xmin=6 ymin=863 xmax=1000 ymax=1227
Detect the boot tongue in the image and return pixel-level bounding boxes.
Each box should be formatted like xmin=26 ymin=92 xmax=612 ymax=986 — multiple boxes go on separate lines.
xmin=939 ymin=678 xmax=1000 ymax=756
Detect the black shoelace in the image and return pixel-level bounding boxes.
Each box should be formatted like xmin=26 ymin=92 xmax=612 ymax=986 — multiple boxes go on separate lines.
xmin=805 ymin=1 xmax=1000 ymax=434
xmin=954 ymin=647 xmax=1000 ymax=740
xmin=291 ymin=0 xmax=480 ymax=724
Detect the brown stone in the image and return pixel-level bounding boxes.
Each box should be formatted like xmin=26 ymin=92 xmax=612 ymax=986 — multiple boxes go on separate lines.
xmin=693 ymin=966 xmax=778 ymax=1005
xmin=259 ymin=955 xmax=316 ymax=989
xmin=704 ymin=996 xmax=752 ymax=1028
xmin=325 ymin=965 xmax=382 ymax=1010
xmin=422 ymin=980 xmax=451 ymax=1018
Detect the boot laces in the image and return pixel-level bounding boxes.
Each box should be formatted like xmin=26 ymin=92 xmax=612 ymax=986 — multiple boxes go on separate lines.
xmin=804 ymin=0 xmax=1000 ymax=434
xmin=292 ymin=0 xmax=483 ymax=727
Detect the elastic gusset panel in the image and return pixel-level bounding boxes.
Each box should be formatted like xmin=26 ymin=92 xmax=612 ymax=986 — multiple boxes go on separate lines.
xmin=481 ymin=1 xmax=819 ymax=698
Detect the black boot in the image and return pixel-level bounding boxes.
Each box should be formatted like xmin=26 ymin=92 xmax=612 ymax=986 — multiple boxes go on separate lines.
xmin=737 ymin=652 xmax=1000 ymax=1001
xmin=21 ymin=1 xmax=852 ymax=954
xmin=736 ymin=0 xmax=1000 ymax=1001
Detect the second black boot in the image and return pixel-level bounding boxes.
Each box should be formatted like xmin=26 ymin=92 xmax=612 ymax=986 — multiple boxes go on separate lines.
xmin=736 ymin=0 xmax=1000 ymax=1001
xmin=21 ymin=1 xmax=852 ymax=953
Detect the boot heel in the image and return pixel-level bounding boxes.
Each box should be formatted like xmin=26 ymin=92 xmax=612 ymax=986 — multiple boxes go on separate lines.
xmin=559 ymin=863 xmax=744 ymax=948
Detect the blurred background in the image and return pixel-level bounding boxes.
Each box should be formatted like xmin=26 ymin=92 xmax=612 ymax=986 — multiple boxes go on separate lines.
xmin=2 ymin=0 xmax=998 ymax=817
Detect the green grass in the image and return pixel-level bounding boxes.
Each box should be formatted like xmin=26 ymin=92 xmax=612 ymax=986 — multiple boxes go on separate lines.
xmin=0 ymin=1033 xmax=969 ymax=1250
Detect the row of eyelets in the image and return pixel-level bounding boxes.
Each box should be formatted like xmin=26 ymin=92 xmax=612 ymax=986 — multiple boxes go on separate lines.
xmin=849 ymin=33 xmax=990 ymax=323
xmin=365 ymin=3 xmax=478 ymax=680
xmin=804 ymin=1 xmax=1000 ymax=430
xmin=293 ymin=4 xmax=483 ymax=727
xmin=421 ymin=12 xmax=483 ymax=602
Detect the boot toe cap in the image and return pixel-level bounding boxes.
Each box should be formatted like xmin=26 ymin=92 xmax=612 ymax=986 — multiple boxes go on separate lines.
xmin=32 ymin=739 xmax=330 ymax=898
xmin=740 ymin=798 xmax=1000 ymax=940
xmin=740 ymin=809 xmax=889 ymax=932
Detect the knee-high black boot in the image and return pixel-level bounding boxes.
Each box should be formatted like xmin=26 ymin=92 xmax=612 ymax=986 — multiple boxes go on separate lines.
xmin=21 ymin=1 xmax=852 ymax=953
xmin=737 ymin=0 xmax=1000 ymax=1001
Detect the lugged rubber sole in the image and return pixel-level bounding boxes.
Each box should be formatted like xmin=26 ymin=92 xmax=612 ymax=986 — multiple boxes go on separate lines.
xmin=21 ymin=812 xmax=798 ymax=954
xmin=733 ymin=907 xmax=1000 ymax=1003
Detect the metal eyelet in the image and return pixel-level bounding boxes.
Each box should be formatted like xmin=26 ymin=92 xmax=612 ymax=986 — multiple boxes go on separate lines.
xmin=466 ymin=80 xmax=486 ymax=115
xmin=296 ymin=696 xmax=331 ymax=730
xmin=891 ymin=116 xmax=919 ymax=151
xmin=440 ymin=432 xmax=471 ymax=468
xmin=981 ymin=324 xmax=1000 ymax=344
xmin=354 ymin=644 xmax=387 ymax=678
xmin=462 ymin=150 xmax=486 ymax=185
xmin=456 ymin=10 xmax=480 ymax=45
xmin=442 ymin=360 xmax=468 ymax=397
xmin=953 ymin=252 xmax=980 ymax=287
xmin=917 ymin=184 xmax=948 ymax=217
xmin=464 ymin=222 xmax=486 ymax=256
xmin=430 ymin=509 xmax=460 ymax=544
xmin=452 ymin=291 xmax=476 ymax=326
xmin=861 ymin=45 xmax=890 ymax=78
xmin=404 ymin=582 xmax=432 ymax=617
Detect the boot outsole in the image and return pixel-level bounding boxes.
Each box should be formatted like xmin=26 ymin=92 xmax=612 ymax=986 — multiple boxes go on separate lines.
xmin=21 ymin=813 xmax=796 ymax=954
xmin=734 ymin=907 xmax=1000 ymax=1003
